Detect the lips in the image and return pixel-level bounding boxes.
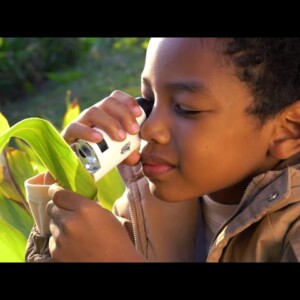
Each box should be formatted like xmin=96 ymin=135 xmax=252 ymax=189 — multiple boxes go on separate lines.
xmin=141 ymin=152 xmax=175 ymax=178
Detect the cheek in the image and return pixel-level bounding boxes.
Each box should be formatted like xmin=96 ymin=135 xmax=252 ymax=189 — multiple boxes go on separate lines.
xmin=177 ymin=123 xmax=268 ymax=188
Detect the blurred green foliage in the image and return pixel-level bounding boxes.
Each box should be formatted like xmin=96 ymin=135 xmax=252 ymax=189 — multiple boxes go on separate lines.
xmin=0 ymin=38 xmax=148 ymax=128
xmin=0 ymin=37 xmax=149 ymax=105
xmin=80 ymin=37 xmax=148 ymax=53
xmin=0 ymin=38 xmax=80 ymax=103
xmin=112 ymin=38 xmax=149 ymax=51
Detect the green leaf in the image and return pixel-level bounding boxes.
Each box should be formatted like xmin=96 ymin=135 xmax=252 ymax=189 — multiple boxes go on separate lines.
xmin=0 ymin=151 xmax=25 ymax=203
xmin=6 ymin=147 xmax=37 ymax=198
xmin=15 ymin=139 xmax=46 ymax=174
xmin=97 ymin=168 xmax=125 ymax=211
xmin=0 ymin=217 xmax=27 ymax=262
xmin=0 ymin=195 xmax=33 ymax=238
xmin=0 ymin=118 xmax=97 ymax=199
xmin=0 ymin=113 xmax=10 ymax=134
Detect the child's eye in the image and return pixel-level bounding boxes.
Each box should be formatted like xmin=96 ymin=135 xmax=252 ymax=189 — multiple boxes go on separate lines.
xmin=174 ymin=104 xmax=201 ymax=115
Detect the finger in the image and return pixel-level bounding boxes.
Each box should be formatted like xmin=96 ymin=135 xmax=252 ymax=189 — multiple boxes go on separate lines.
xmin=48 ymin=217 xmax=63 ymax=239
xmin=48 ymin=184 xmax=76 ymax=212
xmin=109 ymin=90 xmax=143 ymax=118
xmin=49 ymin=235 xmax=60 ymax=261
xmin=96 ymin=95 xmax=142 ymax=136
xmin=46 ymin=199 xmax=67 ymax=223
xmin=49 ymin=185 xmax=92 ymax=211
xmin=82 ymin=105 xmax=129 ymax=141
xmin=62 ymin=91 xmax=143 ymax=145
xmin=48 ymin=183 xmax=64 ymax=199
xmin=62 ymin=106 xmax=128 ymax=143
xmin=121 ymin=150 xmax=141 ymax=166
xmin=61 ymin=105 xmax=117 ymax=144
xmin=61 ymin=121 xmax=103 ymax=145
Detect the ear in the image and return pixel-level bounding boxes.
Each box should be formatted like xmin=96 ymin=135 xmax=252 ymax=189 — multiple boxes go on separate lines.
xmin=269 ymin=100 xmax=300 ymax=160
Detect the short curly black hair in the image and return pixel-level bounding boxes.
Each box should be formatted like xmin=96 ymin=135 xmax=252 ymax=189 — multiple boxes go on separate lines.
xmin=222 ymin=38 xmax=300 ymax=125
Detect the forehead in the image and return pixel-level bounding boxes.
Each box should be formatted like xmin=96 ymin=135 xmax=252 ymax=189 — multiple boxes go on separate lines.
xmin=146 ymin=38 xmax=223 ymax=64
xmin=143 ymin=38 xmax=229 ymax=84
xmin=148 ymin=37 xmax=220 ymax=51
xmin=142 ymin=38 xmax=256 ymax=114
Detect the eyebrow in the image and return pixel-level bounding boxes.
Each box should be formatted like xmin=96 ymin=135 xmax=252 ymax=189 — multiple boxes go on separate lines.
xmin=142 ymin=77 xmax=209 ymax=94
xmin=166 ymin=81 xmax=208 ymax=94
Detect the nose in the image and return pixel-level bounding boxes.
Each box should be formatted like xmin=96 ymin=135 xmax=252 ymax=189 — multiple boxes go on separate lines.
xmin=140 ymin=105 xmax=171 ymax=145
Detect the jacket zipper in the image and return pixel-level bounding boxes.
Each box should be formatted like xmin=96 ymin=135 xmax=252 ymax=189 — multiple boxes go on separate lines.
xmin=207 ymin=179 xmax=255 ymax=254
xmin=128 ymin=192 xmax=141 ymax=252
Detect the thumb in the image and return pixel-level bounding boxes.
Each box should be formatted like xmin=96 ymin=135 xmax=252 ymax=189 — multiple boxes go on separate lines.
xmin=48 ymin=183 xmax=91 ymax=211
xmin=48 ymin=183 xmax=64 ymax=199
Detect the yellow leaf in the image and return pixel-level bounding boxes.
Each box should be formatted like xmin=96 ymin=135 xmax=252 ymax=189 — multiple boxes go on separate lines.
xmin=61 ymin=98 xmax=80 ymax=130
xmin=0 ymin=113 xmax=10 ymax=135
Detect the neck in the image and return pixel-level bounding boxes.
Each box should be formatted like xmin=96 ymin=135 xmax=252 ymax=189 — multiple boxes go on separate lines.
xmin=208 ymin=178 xmax=251 ymax=204
xmin=208 ymin=157 xmax=284 ymax=204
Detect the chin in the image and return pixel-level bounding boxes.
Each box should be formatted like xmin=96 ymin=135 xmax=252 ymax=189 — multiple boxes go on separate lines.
xmin=148 ymin=182 xmax=191 ymax=203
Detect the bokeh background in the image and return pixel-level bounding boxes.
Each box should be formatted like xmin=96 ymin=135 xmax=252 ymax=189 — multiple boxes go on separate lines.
xmin=0 ymin=37 xmax=149 ymax=128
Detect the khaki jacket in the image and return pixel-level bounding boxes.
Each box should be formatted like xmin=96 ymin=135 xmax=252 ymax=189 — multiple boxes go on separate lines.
xmin=25 ymin=156 xmax=300 ymax=262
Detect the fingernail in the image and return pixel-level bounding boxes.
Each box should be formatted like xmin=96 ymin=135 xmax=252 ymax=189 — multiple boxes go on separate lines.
xmin=91 ymin=131 xmax=102 ymax=140
xmin=131 ymin=123 xmax=140 ymax=133
xmin=117 ymin=129 xmax=126 ymax=140
xmin=133 ymin=105 xmax=142 ymax=115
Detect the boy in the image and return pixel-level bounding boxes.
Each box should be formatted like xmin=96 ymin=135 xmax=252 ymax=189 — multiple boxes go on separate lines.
xmin=25 ymin=38 xmax=300 ymax=262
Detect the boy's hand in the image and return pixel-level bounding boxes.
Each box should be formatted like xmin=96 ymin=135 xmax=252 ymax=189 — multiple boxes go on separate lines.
xmin=46 ymin=184 xmax=145 ymax=262
xmin=61 ymin=90 xmax=143 ymax=166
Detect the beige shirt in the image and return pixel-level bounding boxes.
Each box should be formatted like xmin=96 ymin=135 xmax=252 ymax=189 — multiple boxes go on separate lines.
xmin=202 ymin=195 xmax=238 ymax=252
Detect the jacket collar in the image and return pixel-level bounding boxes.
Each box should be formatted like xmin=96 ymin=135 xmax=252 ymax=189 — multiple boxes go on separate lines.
xmin=207 ymin=165 xmax=300 ymax=261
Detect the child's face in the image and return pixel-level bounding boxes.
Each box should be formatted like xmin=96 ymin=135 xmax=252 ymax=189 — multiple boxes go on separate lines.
xmin=140 ymin=38 xmax=279 ymax=204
